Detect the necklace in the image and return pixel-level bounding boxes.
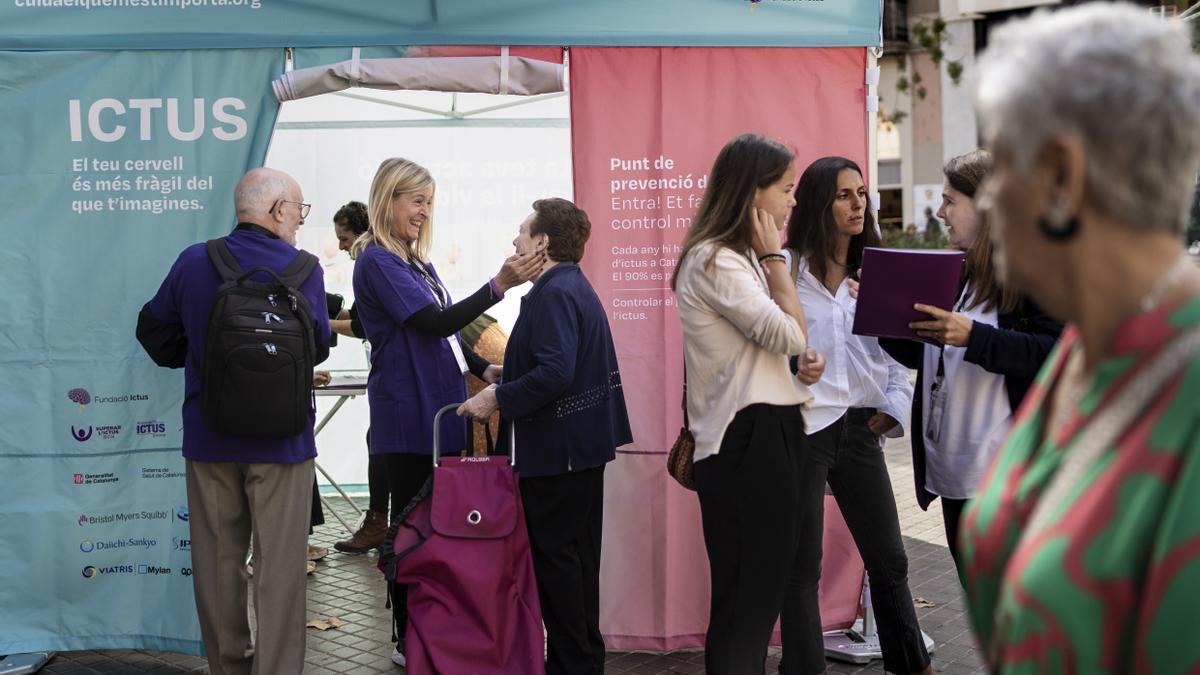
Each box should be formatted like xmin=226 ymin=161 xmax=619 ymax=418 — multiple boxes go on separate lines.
xmin=1049 ymin=251 xmax=1194 ymax=438
xmin=1139 ymin=252 xmax=1193 ymax=313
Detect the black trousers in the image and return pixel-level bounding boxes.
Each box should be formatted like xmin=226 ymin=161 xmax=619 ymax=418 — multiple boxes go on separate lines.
xmin=694 ymin=403 xmax=808 ymax=675
xmin=366 ymin=428 xmax=391 ymax=515
xmin=781 ymin=409 xmax=930 ymax=675
xmin=941 ymin=496 xmax=968 ymax=581
xmin=383 ymin=452 xmax=434 ymax=641
xmin=520 ymin=465 xmax=606 ymax=675
xmin=309 ymin=477 xmax=324 ymax=531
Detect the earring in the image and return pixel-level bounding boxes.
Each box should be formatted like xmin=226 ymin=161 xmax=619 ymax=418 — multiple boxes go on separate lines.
xmin=1038 ymin=199 xmax=1079 ymax=242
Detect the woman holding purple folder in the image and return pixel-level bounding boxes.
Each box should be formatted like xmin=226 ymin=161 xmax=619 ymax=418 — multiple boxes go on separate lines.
xmin=879 ymin=149 xmax=1061 ymax=577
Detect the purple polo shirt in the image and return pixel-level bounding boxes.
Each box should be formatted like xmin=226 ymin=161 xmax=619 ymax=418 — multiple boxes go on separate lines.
xmin=145 ymin=227 xmax=331 ymax=464
xmin=352 ymin=243 xmax=467 ymax=456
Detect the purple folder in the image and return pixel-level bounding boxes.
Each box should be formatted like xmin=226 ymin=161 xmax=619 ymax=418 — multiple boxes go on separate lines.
xmin=851 ymin=247 xmax=965 ymax=344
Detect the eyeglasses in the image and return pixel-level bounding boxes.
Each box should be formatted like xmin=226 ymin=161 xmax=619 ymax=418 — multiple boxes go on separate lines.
xmin=273 ymin=199 xmax=311 ymax=219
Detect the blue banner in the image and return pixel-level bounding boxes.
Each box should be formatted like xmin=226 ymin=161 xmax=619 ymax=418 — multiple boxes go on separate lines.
xmin=0 ymin=47 xmax=282 ymax=655
xmin=0 ymin=0 xmax=882 ymax=51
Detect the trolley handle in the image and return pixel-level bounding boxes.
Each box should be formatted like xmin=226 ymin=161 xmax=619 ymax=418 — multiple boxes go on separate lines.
xmin=431 ymin=403 xmax=516 ymax=467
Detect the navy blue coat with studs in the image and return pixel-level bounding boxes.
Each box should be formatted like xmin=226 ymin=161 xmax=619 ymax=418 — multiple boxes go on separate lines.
xmin=494 ymin=263 xmax=633 ymax=478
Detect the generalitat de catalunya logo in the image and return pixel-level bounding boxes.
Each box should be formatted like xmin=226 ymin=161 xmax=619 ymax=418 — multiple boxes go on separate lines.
xmin=71 ymin=471 xmax=119 ymax=486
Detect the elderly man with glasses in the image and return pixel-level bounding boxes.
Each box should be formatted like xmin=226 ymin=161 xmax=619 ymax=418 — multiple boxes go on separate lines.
xmin=136 ymin=167 xmax=330 ymax=675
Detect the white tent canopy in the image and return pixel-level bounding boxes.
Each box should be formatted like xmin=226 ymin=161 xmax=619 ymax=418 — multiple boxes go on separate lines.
xmin=273 ymin=48 xmax=566 ymax=102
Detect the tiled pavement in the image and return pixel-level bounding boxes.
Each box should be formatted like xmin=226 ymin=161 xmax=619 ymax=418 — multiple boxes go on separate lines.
xmin=31 ymin=437 xmax=983 ymax=674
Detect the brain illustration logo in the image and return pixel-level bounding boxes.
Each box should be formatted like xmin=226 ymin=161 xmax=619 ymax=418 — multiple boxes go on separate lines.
xmin=68 ymin=388 xmax=92 ymax=413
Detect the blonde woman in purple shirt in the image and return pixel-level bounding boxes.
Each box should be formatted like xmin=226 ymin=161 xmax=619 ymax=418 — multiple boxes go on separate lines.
xmin=350 ymin=157 xmax=542 ymax=666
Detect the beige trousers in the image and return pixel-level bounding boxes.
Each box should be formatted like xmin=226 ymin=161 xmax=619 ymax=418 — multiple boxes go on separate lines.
xmin=185 ymin=458 xmax=313 ymax=675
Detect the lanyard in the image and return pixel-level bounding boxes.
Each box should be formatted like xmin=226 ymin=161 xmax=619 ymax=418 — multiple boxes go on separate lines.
xmin=410 ymin=259 xmax=469 ymax=374
xmin=931 ymin=282 xmax=970 ymax=393
xmin=411 ymin=259 xmax=447 ymax=309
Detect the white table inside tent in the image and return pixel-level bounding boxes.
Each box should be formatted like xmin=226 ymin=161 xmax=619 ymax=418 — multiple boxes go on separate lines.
xmin=313 ymin=373 xmax=369 ymax=535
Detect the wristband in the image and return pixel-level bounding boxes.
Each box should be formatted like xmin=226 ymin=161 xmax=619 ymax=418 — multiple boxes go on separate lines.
xmin=488 ymin=277 xmax=505 ymax=300
xmin=757 ymin=253 xmax=787 ymax=265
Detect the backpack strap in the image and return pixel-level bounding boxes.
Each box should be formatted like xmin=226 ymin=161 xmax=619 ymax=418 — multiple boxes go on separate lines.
xmin=206 ymin=238 xmax=243 ymax=282
xmin=279 ymin=250 xmax=319 ymax=288
xmin=208 ymin=237 xmax=316 ymax=289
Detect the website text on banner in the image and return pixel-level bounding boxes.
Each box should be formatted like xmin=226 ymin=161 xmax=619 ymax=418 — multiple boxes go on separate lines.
xmin=0 ymin=0 xmax=882 ymax=51
xmin=0 ymin=48 xmax=282 ymax=656
xmin=571 ymin=46 xmax=870 ymax=650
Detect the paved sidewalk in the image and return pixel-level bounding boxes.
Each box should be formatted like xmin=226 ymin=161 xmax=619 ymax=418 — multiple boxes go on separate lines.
xmin=33 ymin=437 xmax=983 ymax=674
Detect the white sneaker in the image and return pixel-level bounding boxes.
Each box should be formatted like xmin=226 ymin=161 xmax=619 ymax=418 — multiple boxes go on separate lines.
xmin=391 ymin=646 xmax=406 ymax=667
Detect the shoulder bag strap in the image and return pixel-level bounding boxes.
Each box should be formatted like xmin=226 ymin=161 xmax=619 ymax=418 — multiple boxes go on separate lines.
xmin=785 ymin=246 xmax=801 ymax=287
xmin=681 ymin=363 xmax=689 ymax=430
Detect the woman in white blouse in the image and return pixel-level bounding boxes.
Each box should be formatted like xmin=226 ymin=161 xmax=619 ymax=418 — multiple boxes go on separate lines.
xmin=780 ymin=156 xmax=932 ymax=675
xmin=671 ymin=134 xmax=825 ymax=674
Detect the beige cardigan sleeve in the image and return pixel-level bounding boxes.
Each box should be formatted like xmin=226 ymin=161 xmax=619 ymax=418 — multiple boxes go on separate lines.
xmin=696 ymin=247 xmax=807 ymax=356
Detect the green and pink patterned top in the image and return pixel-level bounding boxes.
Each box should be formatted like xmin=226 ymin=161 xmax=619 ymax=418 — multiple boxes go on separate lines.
xmin=960 ymin=296 xmax=1200 ymax=674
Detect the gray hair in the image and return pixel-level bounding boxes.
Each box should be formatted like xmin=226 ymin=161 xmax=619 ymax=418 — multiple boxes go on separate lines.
xmin=976 ymin=2 xmax=1200 ymax=235
xmin=234 ymin=168 xmax=294 ymax=218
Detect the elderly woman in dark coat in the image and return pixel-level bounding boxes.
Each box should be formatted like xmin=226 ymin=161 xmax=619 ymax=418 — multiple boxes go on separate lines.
xmin=458 ymin=198 xmax=633 ymax=675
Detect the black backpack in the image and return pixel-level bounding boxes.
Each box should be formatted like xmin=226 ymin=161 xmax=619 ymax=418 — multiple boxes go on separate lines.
xmin=201 ymin=238 xmax=318 ymax=439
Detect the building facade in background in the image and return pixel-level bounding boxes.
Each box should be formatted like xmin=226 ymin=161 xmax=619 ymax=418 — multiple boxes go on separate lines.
xmin=877 ymin=0 xmax=1187 ymax=233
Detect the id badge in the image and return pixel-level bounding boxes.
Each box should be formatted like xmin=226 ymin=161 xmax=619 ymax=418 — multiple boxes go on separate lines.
xmin=927 ymin=378 xmax=947 ymax=444
xmin=448 ymin=337 xmax=469 ymax=374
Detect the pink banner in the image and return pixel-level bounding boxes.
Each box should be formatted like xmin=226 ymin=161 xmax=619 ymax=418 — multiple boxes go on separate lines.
xmin=571 ymin=47 xmax=869 ymax=650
